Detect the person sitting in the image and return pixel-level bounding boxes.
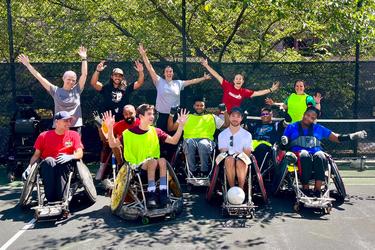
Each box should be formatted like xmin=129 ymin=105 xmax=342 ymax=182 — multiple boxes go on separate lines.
xmin=282 ymin=106 xmax=367 ymax=197
xmin=247 ymin=107 xmax=286 ymax=168
xmin=95 ymin=105 xmax=140 ymax=187
xmin=22 ymin=111 xmax=84 ymax=202
xmin=168 ymin=97 xmax=229 ymax=176
xmin=218 ymin=107 xmax=252 ymax=190
xmin=104 ymin=104 xmax=188 ymax=208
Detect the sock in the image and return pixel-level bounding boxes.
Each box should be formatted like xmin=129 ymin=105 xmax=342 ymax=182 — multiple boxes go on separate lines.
xmin=159 ymin=177 xmax=167 ymax=190
xmin=147 ymin=180 xmax=156 ymax=192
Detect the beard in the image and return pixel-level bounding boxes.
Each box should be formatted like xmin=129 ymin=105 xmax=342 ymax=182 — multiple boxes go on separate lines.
xmin=125 ymin=117 xmax=135 ymax=124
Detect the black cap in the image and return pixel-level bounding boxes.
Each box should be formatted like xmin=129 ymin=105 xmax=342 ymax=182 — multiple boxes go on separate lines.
xmin=229 ymin=107 xmax=243 ymax=116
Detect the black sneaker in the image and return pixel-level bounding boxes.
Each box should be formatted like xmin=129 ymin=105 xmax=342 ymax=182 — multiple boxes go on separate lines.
xmin=159 ymin=189 xmax=170 ymax=208
xmin=301 ymin=189 xmax=311 ymax=196
xmin=201 ymin=171 xmax=209 ymax=177
xmin=147 ymin=191 xmax=158 ymax=209
xmin=313 ymin=190 xmax=322 ymax=198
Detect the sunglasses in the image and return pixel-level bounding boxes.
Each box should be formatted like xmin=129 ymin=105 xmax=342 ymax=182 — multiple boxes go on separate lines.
xmin=230 ymin=135 xmax=233 ymax=147
xmin=261 ymin=112 xmax=271 ymax=117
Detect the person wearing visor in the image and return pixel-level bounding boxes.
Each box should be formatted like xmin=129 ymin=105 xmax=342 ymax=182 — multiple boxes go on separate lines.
xmin=247 ymin=107 xmax=287 ymax=168
xmin=22 ymin=111 xmax=84 ymax=202
xmin=201 ymin=58 xmax=280 ymax=112
xmin=282 ymin=106 xmax=367 ymax=197
xmin=218 ymin=107 xmax=253 ymax=190
xmin=18 ymin=46 xmax=88 ymax=132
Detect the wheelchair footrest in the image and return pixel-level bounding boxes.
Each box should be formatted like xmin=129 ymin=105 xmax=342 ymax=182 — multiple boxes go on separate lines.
xmin=223 ymin=202 xmax=256 ymax=216
xmin=33 ymin=203 xmax=68 ymax=220
xmin=299 ymin=196 xmax=335 ymax=208
xmin=186 ymin=177 xmax=210 ymax=186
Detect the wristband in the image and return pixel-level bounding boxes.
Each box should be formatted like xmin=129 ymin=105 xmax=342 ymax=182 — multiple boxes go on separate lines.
xmin=81 ymin=59 xmax=87 ymax=61
xmin=269 ymin=88 xmax=272 ymax=93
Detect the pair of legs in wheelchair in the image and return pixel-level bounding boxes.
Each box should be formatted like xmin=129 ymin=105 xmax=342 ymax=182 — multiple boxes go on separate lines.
xmin=142 ymin=158 xmax=170 ymax=209
xmin=298 ymin=150 xmax=326 ymax=198
xmin=225 ymin=156 xmax=248 ymax=192
xmin=183 ymin=138 xmax=215 ymax=176
xmin=39 ymin=157 xmax=75 ymax=203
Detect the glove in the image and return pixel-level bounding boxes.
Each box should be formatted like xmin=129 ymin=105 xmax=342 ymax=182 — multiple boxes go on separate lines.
xmin=350 ymin=130 xmax=367 ymax=140
xmin=56 ymin=153 xmax=75 ymax=164
xmin=281 ymin=136 xmax=289 ymax=146
xmin=170 ymin=106 xmax=180 ymax=116
xmin=218 ymin=103 xmax=226 ymax=112
xmin=22 ymin=164 xmax=32 ymax=181
xmin=93 ymin=111 xmax=102 ymax=127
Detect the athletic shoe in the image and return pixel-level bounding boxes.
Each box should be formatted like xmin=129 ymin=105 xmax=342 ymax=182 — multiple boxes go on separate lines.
xmin=147 ymin=191 xmax=158 ymax=209
xmin=159 ymin=190 xmax=170 ymax=207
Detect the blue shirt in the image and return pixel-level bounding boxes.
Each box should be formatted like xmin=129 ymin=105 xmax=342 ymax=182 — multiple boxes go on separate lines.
xmin=283 ymin=122 xmax=332 ymax=154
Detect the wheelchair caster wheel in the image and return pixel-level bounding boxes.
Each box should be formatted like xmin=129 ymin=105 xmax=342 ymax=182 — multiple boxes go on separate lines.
xmin=324 ymin=207 xmax=332 ymax=214
xmin=142 ymin=217 xmax=150 ymax=225
xmin=169 ymin=212 xmax=176 ymax=220
xmin=293 ymin=203 xmax=300 ymax=212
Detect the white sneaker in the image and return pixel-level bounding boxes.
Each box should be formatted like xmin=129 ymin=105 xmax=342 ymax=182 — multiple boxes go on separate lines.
xmin=101 ymin=179 xmax=114 ymax=190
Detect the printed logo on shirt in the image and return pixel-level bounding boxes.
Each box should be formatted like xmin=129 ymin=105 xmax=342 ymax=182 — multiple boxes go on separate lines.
xmin=65 ymin=141 xmax=73 ymax=147
xmin=228 ymin=92 xmax=242 ymax=99
xmin=112 ymin=91 xmax=123 ymax=103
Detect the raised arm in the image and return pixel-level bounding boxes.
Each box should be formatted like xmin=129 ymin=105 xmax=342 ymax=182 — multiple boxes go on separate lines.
xmin=78 ymin=46 xmax=88 ymax=90
xmin=165 ymin=109 xmax=189 ymax=145
xmin=313 ymin=92 xmax=322 ymax=111
xmin=265 ymin=97 xmax=288 ymax=110
xmin=90 ymin=61 xmax=106 ymax=91
xmin=138 ymin=44 xmax=159 ymax=85
xmin=183 ymin=72 xmax=211 ymax=87
xmin=133 ymin=60 xmax=145 ymax=90
xmin=103 ymin=111 xmax=121 ymax=149
xmin=200 ymin=58 xmax=223 ymax=84
xmin=329 ymin=130 xmax=367 ymax=143
xmin=252 ymin=81 xmax=280 ymax=97
xmin=17 ymin=54 xmax=53 ymax=92
xmin=167 ymin=107 xmax=180 ymax=132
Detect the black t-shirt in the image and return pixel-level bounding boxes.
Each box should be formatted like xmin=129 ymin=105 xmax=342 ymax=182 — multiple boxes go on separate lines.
xmin=100 ymin=82 xmax=135 ymax=121
xmin=248 ymin=122 xmax=283 ymax=145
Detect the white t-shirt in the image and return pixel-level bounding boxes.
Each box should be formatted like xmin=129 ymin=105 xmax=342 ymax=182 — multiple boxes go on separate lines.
xmin=213 ymin=114 xmax=225 ymax=129
xmin=218 ymin=127 xmax=252 ymax=155
xmin=155 ymin=76 xmax=185 ymax=114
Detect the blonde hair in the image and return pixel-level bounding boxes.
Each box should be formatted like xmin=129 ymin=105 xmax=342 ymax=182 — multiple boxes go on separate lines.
xmin=63 ymin=70 xmax=77 ymax=80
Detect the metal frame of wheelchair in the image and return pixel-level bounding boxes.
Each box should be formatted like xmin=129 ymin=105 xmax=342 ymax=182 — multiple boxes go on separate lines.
xmin=110 ymin=159 xmax=183 ymax=224
xmin=273 ymin=151 xmax=346 ymax=214
xmin=19 ymin=160 xmax=97 ymax=221
xmin=173 ymin=141 xmax=216 ymax=190
xmin=207 ymin=153 xmax=268 ymax=218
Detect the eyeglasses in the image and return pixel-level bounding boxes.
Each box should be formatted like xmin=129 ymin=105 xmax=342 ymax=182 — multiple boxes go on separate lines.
xmin=230 ymin=135 xmax=233 ymax=147
xmin=261 ymin=112 xmax=271 ymax=117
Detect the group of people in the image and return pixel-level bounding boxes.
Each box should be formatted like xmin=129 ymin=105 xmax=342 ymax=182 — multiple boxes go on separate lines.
xmin=19 ymin=44 xmax=366 ymax=208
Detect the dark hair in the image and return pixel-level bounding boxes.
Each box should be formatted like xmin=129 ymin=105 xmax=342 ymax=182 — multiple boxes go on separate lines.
xmin=304 ymin=106 xmax=321 ymax=117
xmin=137 ymin=104 xmax=155 ymax=116
xmin=163 ymin=65 xmax=173 ymax=74
xmin=194 ymin=96 xmax=206 ymax=103
xmin=294 ymin=80 xmax=305 ymax=88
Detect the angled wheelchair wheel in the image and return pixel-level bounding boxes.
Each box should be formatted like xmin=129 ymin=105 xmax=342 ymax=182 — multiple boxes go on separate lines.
xmin=111 ymin=163 xmax=133 ymax=214
xmin=167 ymin=162 xmax=182 ymax=198
xmin=206 ymin=162 xmax=221 ymax=203
xmin=251 ymin=155 xmax=268 ymax=203
xmin=76 ymin=161 xmax=97 ymax=203
xmin=328 ymin=157 xmax=347 ymax=200
xmin=19 ymin=162 xmax=39 ymax=208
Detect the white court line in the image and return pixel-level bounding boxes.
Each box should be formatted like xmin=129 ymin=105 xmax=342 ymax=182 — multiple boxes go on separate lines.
xmin=0 ymin=218 xmax=36 ymax=250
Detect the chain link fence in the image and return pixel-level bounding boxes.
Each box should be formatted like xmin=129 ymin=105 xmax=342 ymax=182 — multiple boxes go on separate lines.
xmin=0 ymin=61 xmax=374 ymax=160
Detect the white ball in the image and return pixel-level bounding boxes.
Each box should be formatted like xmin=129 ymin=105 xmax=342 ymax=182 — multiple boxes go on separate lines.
xmin=227 ymin=186 xmax=245 ymax=205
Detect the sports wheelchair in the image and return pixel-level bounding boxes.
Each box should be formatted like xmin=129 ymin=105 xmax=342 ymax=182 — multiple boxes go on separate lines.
xmin=170 ymin=140 xmax=216 ymax=191
xmin=110 ymin=159 xmax=183 ymax=224
xmin=206 ymin=152 xmax=267 ymax=218
xmin=272 ymin=149 xmax=346 ymax=214
xmin=19 ymin=160 xmax=97 ymax=221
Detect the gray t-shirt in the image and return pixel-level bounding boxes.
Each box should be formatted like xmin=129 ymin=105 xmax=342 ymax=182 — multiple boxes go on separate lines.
xmin=50 ymin=84 xmax=83 ymax=127
xmin=155 ymin=76 xmax=185 ymax=114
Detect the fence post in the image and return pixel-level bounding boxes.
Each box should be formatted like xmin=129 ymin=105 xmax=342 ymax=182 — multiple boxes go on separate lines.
xmin=6 ymin=0 xmax=16 ymax=112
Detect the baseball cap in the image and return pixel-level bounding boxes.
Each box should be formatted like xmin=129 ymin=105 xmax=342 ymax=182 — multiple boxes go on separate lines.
xmin=54 ymin=111 xmax=72 ymax=120
xmin=112 ymin=68 xmax=124 ymax=75
xmin=229 ymin=107 xmax=243 ymax=116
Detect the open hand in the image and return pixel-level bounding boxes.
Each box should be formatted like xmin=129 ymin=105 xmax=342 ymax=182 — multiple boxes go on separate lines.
xmin=134 ymin=60 xmax=144 ymax=72
xmin=271 ymin=81 xmax=280 ymax=92
xmin=78 ymin=46 xmax=87 ymax=59
xmin=177 ymin=108 xmax=189 ymax=126
xmin=200 ymin=58 xmax=208 ymax=67
xmin=138 ymin=44 xmax=147 ymax=56
xmin=17 ymin=54 xmax=30 ymax=66
xmin=265 ymin=97 xmax=274 ymax=105
xmin=102 ymin=110 xmax=116 ymax=129
xmin=203 ymin=72 xmax=211 ymax=80
xmin=96 ymin=60 xmax=107 ymax=72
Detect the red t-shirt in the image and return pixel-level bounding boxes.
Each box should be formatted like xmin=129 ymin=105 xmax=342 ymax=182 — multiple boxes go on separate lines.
xmin=221 ymin=79 xmax=254 ymax=112
xmin=34 ymin=130 xmax=84 ymax=159
xmin=113 ymin=118 xmax=140 ymax=138
xmin=125 ymin=126 xmax=169 ymax=144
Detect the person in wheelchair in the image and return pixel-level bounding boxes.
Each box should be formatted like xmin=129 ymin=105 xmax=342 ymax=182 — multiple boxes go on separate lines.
xmin=282 ymin=106 xmax=367 ymax=197
xmin=218 ymin=107 xmax=252 ymax=191
xmin=167 ymin=97 xmax=229 ymax=177
xmin=247 ymin=107 xmax=288 ymax=171
xmin=95 ymin=104 xmax=140 ymax=188
xmin=22 ymin=111 xmax=84 ymax=202
xmin=104 ymin=104 xmax=188 ymax=208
